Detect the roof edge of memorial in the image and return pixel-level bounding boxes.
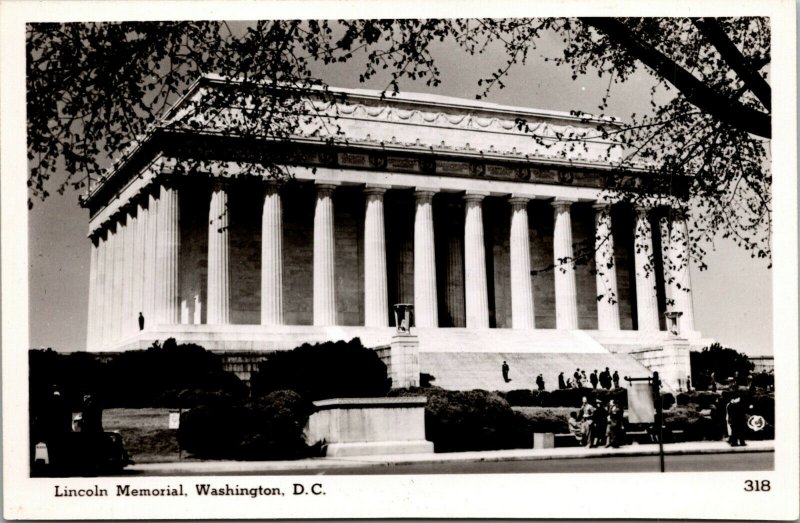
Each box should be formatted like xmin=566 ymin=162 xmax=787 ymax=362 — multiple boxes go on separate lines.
xmin=173 ymin=73 xmax=624 ymax=127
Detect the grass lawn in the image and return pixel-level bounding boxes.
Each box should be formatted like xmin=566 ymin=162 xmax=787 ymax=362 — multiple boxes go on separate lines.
xmin=103 ymin=408 xmax=198 ymax=464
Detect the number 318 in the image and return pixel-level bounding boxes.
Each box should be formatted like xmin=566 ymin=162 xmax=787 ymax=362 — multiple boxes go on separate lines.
xmin=744 ymin=480 xmax=770 ymax=492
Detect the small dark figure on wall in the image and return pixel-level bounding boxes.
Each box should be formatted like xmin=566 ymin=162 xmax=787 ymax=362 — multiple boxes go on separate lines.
xmin=138 ymin=312 xmax=145 ymax=331
xmin=502 ymin=361 xmax=511 ymax=383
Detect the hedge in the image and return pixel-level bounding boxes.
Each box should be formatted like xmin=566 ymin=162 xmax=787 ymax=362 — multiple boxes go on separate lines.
xmin=177 ymin=390 xmax=318 ymax=460
xmin=501 ymin=387 xmax=628 ymax=408
xmin=250 ymin=338 xmax=390 ymax=401
xmin=390 ymin=387 xmax=528 ymax=452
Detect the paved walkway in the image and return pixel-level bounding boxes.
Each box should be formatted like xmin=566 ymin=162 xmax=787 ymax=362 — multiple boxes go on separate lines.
xmin=128 ymin=439 xmax=773 ymax=475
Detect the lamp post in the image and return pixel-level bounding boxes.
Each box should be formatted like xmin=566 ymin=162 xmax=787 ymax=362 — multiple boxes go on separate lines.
xmin=624 ymin=371 xmax=664 ymax=472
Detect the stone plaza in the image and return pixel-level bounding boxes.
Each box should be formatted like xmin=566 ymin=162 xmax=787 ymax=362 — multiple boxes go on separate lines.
xmin=82 ymin=75 xmax=710 ymax=391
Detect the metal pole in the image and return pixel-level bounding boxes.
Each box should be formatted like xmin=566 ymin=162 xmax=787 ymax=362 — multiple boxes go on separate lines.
xmin=654 ymin=371 xmax=664 ymax=473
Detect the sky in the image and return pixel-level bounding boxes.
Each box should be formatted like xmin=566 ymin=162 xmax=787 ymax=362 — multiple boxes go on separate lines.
xmin=27 ymin=23 xmax=773 ymax=356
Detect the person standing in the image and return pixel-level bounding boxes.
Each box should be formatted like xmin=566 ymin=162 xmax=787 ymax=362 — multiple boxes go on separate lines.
xmin=710 ymin=371 xmax=717 ymax=392
xmin=536 ymin=374 xmax=545 ymax=391
xmin=501 ymin=361 xmax=510 ymax=383
xmin=591 ymin=399 xmax=608 ymax=447
xmin=590 ymin=370 xmax=599 ymax=389
xmin=612 ymin=370 xmax=620 ymax=389
xmin=80 ymin=394 xmax=103 ymax=433
xmin=726 ymin=395 xmax=747 ymax=447
xmin=138 ymin=312 xmax=145 ymax=331
xmin=606 ymin=399 xmax=625 ymax=448
xmin=573 ymin=369 xmax=582 ymax=389
xmin=600 ymin=367 xmax=612 ymax=389
xmin=558 ymin=372 xmax=566 ymax=390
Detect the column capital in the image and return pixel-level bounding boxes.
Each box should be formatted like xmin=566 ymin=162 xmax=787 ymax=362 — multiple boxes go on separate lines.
xmin=551 ymin=198 xmax=576 ymax=211
xmin=592 ymin=200 xmax=613 ymax=211
xmin=463 ymin=191 xmax=489 ymax=203
xmin=415 ymin=188 xmax=438 ymax=203
xmin=263 ymin=180 xmax=281 ymax=196
xmin=210 ymin=178 xmax=230 ymax=193
xmin=509 ymin=196 xmax=530 ymax=209
xmin=364 ymin=184 xmax=390 ymax=196
xmin=315 ymin=182 xmax=339 ymax=196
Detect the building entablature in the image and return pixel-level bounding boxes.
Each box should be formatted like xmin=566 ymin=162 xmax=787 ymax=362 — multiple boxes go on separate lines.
xmin=84 ymin=76 xmax=690 ymax=228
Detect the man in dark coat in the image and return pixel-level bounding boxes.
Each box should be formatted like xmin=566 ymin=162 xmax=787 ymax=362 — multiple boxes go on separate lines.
xmin=536 ymin=374 xmax=545 ymax=391
xmin=612 ymin=370 xmax=620 ymax=389
xmin=606 ymin=399 xmax=625 ymax=448
xmin=558 ymin=372 xmax=566 ymax=390
xmin=590 ymin=399 xmax=608 ymax=447
xmin=138 ymin=312 xmax=145 ymax=331
xmin=600 ymin=367 xmax=611 ymax=389
xmin=573 ymin=369 xmax=582 ymax=389
xmin=501 ymin=361 xmax=510 ymax=383
xmin=590 ymin=370 xmax=599 ymax=389
xmin=726 ymin=396 xmax=747 ymax=447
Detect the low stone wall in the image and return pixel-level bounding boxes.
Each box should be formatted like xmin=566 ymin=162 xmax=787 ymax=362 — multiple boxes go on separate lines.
xmin=304 ymin=396 xmax=434 ymax=457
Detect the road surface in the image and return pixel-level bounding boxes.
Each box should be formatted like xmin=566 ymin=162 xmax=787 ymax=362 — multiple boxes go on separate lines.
xmin=123 ymin=450 xmax=773 ymax=476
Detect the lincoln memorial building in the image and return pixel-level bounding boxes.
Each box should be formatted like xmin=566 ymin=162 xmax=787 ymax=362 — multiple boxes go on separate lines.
xmin=82 ymin=75 xmax=709 ymax=390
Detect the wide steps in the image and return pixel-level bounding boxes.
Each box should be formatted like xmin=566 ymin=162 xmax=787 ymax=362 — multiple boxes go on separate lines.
xmin=419 ymin=351 xmax=652 ymax=392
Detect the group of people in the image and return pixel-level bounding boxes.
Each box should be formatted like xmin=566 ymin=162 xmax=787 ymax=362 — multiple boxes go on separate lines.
xmin=568 ymin=396 xmax=626 ymax=448
xmin=558 ymin=368 xmax=620 ymax=390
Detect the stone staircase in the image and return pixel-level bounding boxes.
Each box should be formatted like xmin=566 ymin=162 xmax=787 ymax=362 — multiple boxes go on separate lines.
xmin=419 ymin=351 xmax=652 ymax=392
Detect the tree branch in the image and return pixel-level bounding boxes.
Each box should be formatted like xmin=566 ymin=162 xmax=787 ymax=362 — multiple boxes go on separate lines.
xmin=692 ymin=17 xmax=771 ymax=111
xmin=580 ymin=17 xmax=771 ymax=139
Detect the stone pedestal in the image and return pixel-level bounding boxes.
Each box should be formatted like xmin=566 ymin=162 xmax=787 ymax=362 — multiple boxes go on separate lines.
xmin=628 ymin=339 xmax=692 ymax=392
xmin=533 ymin=432 xmax=555 ymax=449
xmin=389 ymin=334 xmax=421 ymax=388
xmin=304 ymin=397 xmax=434 ymax=457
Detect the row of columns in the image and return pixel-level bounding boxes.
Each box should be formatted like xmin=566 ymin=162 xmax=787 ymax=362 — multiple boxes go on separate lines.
xmin=87 ymin=180 xmax=696 ymax=349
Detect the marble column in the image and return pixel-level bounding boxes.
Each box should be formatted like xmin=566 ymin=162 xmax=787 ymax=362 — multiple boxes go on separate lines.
xmin=444 ymin=206 xmax=465 ymax=327
xmin=634 ymin=205 xmax=660 ymax=331
xmin=509 ymin=197 xmax=535 ymax=329
xmin=593 ymin=203 xmax=620 ymax=331
xmin=552 ymin=199 xmax=578 ymax=329
xmin=112 ymin=217 xmax=126 ymax=341
xmin=135 ymin=200 xmax=148 ymax=327
xmin=122 ymin=209 xmax=137 ymax=337
xmin=414 ymin=189 xmax=438 ymax=328
xmin=261 ymin=182 xmax=284 ymax=326
xmin=207 ymin=183 xmax=230 ymax=324
xmin=364 ymin=185 xmax=389 ymax=327
xmin=86 ymin=234 xmax=100 ymax=350
xmin=658 ymin=214 xmax=674 ymax=320
xmin=143 ymin=191 xmax=159 ymax=330
xmin=102 ymin=224 xmax=116 ymax=346
xmin=155 ymin=183 xmax=180 ymax=325
xmin=463 ymin=192 xmax=490 ymax=328
xmin=313 ymin=183 xmax=337 ymax=326
xmin=668 ymin=210 xmax=695 ymax=334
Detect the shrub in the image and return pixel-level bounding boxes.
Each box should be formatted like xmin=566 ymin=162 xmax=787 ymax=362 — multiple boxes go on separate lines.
xmin=513 ymin=407 xmax=572 ymax=434
xmin=177 ymin=390 xmax=316 ymax=460
xmin=503 ymin=387 xmax=627 ymax=409
xmin=390 ymin=387 xmax=528 ymax=452
xmin=250 ymin=338 xmax=389 ymax=401
xmin=101 ymin=340 xmax=247 ymax=408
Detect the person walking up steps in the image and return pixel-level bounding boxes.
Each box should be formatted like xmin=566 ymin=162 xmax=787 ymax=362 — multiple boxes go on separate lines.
xmin=501 ymin=361 xmax=511 ymax=383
